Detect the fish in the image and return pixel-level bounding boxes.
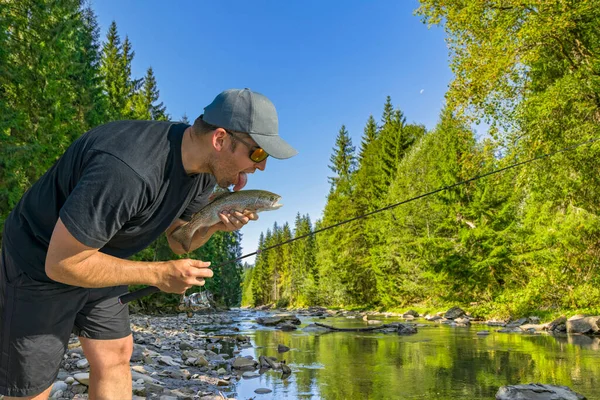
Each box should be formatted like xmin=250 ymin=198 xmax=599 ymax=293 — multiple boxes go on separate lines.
xmin=171 ymin=188 xmax=283 ymax=252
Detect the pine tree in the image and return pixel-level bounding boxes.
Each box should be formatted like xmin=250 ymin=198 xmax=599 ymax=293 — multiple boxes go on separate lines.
xmin=327 ymin=125 xmax=356 ymax=192
xmin=132 ymin=67 xmax=169 ymax=120
xmin=100 ymin=22 xmax=135 ymax=120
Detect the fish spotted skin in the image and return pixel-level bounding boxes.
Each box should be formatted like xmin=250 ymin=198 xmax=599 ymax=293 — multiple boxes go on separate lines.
xmin=171 ymin=189 xmax=282 ymax=252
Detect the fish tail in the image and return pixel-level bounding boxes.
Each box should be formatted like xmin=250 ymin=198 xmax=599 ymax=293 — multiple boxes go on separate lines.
xmin=171 ymin=225 xmax=193 ymax=253
xmin=171 ymin=223 xmax=210 ymax=253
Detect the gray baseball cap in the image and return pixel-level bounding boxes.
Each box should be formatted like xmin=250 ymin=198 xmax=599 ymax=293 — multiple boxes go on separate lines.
xmin=202 ymin=88 xmax=298 ymax=159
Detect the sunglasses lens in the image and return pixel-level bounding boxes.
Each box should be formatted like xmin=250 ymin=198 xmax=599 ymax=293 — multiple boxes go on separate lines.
xmin=251 ymin=148 xmax=268 ymax=162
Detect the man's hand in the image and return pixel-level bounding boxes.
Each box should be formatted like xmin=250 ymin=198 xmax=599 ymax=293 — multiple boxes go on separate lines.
xmin=156 ymin=259 xmax=213 ymax=294
xmin=214 ymin=209 xmax=258 ymax=233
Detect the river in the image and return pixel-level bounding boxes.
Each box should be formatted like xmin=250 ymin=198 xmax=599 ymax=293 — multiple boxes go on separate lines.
xmin=229 ymin=309 xmax=600 ymax=399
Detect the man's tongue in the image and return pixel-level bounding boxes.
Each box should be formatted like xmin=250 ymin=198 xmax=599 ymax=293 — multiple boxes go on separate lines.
xmin=233 ymin=172 xmax=247 ymax=191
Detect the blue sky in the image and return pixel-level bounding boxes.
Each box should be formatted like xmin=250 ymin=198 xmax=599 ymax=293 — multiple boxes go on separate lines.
xmin=91 ymin=0 xmax=453 ymax=263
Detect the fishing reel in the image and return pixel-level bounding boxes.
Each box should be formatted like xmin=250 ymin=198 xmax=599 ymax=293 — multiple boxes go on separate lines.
xmin=179 ymin=290 xmax=213 ymax=310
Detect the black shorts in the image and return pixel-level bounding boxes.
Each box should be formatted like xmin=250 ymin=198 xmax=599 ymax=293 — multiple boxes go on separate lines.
xmin=0 ymin=246 xmax=131 ymax=397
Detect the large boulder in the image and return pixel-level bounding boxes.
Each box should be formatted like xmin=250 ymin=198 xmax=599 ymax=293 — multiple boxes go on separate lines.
xmin=496 ymin=383 xmax=586 ymax=400
xmin=444 ymin=307 xmax=466 ymax=320
xmin=547 ymin=316 xmax=567 ymax=332
xmin=256 ymin=314 xmax=301 ymax=326
xmin=567 ymin=315 xmax=600 ymax=335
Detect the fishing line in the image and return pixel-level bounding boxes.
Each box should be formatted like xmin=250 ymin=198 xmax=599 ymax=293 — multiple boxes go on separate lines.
xmin=119 ymin=136 xmax=600 ymax=304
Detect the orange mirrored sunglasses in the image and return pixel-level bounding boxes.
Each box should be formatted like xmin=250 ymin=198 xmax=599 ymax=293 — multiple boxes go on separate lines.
xmin=226 ymin=130 xmax=269 ymax=163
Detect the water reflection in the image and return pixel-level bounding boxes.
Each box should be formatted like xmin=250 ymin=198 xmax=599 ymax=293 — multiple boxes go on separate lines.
xmin=233 ymin=314 xmax=600 ymax=399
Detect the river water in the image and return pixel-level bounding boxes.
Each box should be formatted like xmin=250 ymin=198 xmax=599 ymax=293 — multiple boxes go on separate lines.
xmin=229 ymin=309 xmax=600 ymax=400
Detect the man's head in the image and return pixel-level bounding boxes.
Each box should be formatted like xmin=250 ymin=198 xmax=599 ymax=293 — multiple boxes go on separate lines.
xmin=200 ymin=88 xmax=298 ymax=160
xmin=190 ymin=89 xmax=297 ymax=190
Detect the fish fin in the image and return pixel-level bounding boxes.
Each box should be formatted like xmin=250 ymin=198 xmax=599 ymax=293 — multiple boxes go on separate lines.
xmin=208 ymin=186 xmax=231 ymax=202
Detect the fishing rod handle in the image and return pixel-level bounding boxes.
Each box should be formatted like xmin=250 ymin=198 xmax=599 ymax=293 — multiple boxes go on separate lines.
xmin=118 ymin=286 xmax=160 ymax=304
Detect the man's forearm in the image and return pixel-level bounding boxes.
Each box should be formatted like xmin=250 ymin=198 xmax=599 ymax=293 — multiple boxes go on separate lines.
xmin=46 ymin=248 xmax=163 ymax=288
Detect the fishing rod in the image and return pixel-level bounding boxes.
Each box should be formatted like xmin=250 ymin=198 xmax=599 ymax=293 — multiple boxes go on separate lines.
xmin=118 ymin=136 xmax=600 ymax=304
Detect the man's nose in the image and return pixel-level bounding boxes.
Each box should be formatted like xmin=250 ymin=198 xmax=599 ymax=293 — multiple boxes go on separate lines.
xmin=255 ymin=158 xmax=267 ymax=171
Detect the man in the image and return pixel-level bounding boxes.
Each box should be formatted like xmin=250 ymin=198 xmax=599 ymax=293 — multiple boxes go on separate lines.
xmin=0 ymin=88 xmax=297 ymax=399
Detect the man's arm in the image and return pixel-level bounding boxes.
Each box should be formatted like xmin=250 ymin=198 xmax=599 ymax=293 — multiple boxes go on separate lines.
xmin=46 ymin=218 xmax=213 ymax=293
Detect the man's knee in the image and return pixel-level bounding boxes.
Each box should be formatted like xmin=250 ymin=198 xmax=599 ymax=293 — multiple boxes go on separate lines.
xmin=81 ymin=335 xmax=133 ymax=370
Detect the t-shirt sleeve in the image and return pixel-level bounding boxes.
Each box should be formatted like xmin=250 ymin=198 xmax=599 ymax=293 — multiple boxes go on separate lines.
xmin=178 ymin=177 xmax=216 ymax=221
xmin=59 ymin=151 xmax=149 ymax=248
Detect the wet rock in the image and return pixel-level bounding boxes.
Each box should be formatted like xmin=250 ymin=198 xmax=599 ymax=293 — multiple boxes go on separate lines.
xmin=255 ymin=388 xmax=273 ymax=394
xmin=548 ymin=316 xmax=567 ymax=332
xmin=242 ymin=371 xmax=260 ymax=378
xmin=281 ymin=361 xmax=292 ymax=375
xmin=444 ymin=307 xmax=466 ymax=320
xmin=278 ymin=344 xmax=291 ymax=353
xmin=256 ymin=314 xmax=301 ymax=326
xmin=497 ymin=327 xmax=524 ymax=334
xmin=398 ymin=324 xmax=418 ymax=335
xmin=567 ymin=315 xmax=600 ymax=335
xmin=506 ymin=318 xmax=528 ymax=328
xmin=303 ymin=324 xmax=329 ymax=332
xmin=477 ymin=330 xmax=490 ymax=335
xmin=279 ymin=323 xmax=298 ymax=331
xmin=495 ymin=383 xmax=586 ymax=400
xmin=403 ymin=309 xmax=419 ymax=317
xmin=232 ymin=356 xmax=257 ymax=369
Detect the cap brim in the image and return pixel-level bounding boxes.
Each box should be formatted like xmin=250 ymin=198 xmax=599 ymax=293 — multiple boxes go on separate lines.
xmin=250 ymin=134 xmax=298 ymax=160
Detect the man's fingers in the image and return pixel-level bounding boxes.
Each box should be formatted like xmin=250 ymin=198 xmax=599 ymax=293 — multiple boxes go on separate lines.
xmin=196 ymin=279 xmax=205 ymax=286
xmin=191 ymin=260 xmax=211 ymax=268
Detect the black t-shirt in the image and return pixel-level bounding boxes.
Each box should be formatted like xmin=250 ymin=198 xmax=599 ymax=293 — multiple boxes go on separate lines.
xmin=3 ymin=120 xmax=216 ymax=282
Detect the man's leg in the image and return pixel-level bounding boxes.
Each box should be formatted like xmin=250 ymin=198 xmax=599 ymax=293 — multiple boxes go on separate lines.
xmin=80 ymin=335 xmax=133 ymax=400
xmin=0 ymin=244 xmax=86 ymax=399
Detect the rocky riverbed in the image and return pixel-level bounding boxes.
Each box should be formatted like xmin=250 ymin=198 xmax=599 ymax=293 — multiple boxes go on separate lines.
xmin=9 ymin=306 xmax=598 ymax=399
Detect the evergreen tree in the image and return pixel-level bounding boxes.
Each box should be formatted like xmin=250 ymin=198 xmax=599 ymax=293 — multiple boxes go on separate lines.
xmin=132 ymin=67 xmax=169 ymax=120
xmin=327 ymin=125 xmax=356 ymax=192
xmin=100 ymin=21 xmax=134 ymax=120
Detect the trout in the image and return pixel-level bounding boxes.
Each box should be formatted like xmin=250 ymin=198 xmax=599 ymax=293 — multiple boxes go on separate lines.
xmin=171 ymin=189 xmax=283 ymax=252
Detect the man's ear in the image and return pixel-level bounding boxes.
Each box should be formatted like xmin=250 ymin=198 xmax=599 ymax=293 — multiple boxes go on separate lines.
xmin=212 ymin=128 xmax=227 ymax=152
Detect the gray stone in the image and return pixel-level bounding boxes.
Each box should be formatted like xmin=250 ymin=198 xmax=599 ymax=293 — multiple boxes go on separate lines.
xmin=242 ymin=371 xmax=260 ymax=378
xmin=73 ymin=373 xmax=90 ymax=386
xmin=232 ymin=356 xmax=256 ymax=369
xmin=131 ymin=344 xmax=145 ymax=362
xmin=255 ymin=388 xmax=273 ymax=394
xmin=179 ymin=341 xmax=194 ymax=350
xmin=398 ymin=324 xmax=418 ymax=335
xmin=50 ymin=381 xmax=68 ymax=398
xmin=444 ymin=306 xmax=466 ymax=320
xmin=495 ymin=383 xmax=586 ymax=400
xmin=278 ymin=344 xmax=290 ymax=353
xmin=548 ymin=316 xmax=567 ymax=332
xmin=567 ymin=316 xmax=600 ymax=334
